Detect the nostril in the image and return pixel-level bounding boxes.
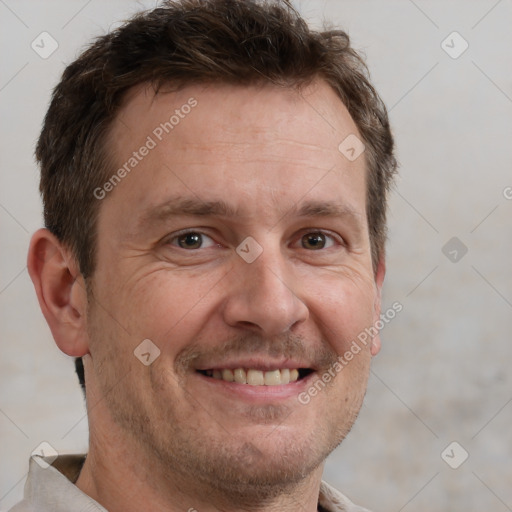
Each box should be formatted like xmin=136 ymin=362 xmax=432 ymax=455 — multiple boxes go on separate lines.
xmin=237 ymin=320 xmax=259 ymax=330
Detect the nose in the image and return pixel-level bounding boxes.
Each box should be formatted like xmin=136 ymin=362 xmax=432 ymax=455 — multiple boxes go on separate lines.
xmin=222 ymin=249 xmax=309 ymax=337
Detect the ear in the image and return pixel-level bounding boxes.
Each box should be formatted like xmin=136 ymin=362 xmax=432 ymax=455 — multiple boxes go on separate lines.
xmin=27 ymin=228 xmax=90 ymax=357
xmin=370 ymin=255 xmax=386 ymax=356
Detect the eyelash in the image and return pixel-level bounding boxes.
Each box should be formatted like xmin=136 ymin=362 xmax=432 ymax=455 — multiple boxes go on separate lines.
xmin=166 ymin=229 xmax=219 ymax=249
xmin=165 ymin=228 xmax=344 ymax=251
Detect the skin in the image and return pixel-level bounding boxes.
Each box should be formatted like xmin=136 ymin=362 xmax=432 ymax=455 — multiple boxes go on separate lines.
xmin=28 ymin=80 xmax=385 ymax=512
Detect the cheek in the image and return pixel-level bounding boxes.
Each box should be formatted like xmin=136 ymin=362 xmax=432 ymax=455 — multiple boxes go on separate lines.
xmin=114 ymin=267 xmax=228 ymax=351
xmin=312 ymin=273 xmax=376 ymax=354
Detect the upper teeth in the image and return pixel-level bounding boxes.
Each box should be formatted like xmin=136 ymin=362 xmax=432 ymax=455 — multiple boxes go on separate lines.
xmin=207 ymin=368 xmax=300 ymax=386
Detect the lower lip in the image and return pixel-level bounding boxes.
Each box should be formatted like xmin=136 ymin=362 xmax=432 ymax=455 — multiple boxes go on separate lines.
xmin=195 ymin=372 xmax=316 ymax=402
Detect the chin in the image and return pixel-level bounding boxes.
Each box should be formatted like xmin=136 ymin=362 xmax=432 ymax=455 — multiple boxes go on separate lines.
xmin=151 ymin=423 xmax=334 ymax=499
xmin=195 ymin=441 xmax=325 ymax=500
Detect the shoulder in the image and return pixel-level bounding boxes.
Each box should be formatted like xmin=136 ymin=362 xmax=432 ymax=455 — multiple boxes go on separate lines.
xmin=6 ymin=500 xmax=34 ymax=512
xmin=7 ymin=454 xmax=105 ymax=512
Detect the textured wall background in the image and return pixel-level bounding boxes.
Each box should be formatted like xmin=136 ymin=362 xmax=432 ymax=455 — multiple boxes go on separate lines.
xmin=1 ymin=1 xmax=511 ymax=510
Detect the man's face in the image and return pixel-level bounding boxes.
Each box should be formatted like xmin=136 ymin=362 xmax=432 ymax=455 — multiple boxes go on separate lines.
xmin=85 ymin=81 xmax=382 ymax=494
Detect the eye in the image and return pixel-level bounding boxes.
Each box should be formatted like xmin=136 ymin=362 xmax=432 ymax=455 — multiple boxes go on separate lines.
xmin=300 ymin=231 xmax=336 ymax=250
xmin=170 ymin=231 xmax=217 ymax=250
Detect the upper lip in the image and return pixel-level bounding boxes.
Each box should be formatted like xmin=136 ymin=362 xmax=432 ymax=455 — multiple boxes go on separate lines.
xmin=195 ymin=357 xmax=315 ymax=372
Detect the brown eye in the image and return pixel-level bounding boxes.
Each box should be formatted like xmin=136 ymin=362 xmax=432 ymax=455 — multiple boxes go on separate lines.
xmin=169 ymin=231 xmax=218 ymax=251
xmin=301 ymin=232 xmax=327 ymax=250
xmin=177 ymin=232 xmax=203 ymax=249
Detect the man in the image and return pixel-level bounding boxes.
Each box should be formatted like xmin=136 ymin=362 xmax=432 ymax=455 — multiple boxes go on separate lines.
xmin=14 ymin=0 xmax=396 ymax=510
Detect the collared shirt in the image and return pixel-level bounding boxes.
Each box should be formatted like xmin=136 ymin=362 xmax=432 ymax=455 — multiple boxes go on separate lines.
xmin=9 ymin=455 xmax=372 ymax=512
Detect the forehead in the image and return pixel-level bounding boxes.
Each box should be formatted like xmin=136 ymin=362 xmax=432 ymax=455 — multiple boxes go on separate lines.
xmin=101 ymin=80 xmax=367 ymax=233
xmin=110 ymin=79 xmax=360 ymax=159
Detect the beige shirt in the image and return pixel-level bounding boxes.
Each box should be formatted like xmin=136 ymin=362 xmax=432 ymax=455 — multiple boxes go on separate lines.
xmin=9 ymin=455 xmax=371 ymax=512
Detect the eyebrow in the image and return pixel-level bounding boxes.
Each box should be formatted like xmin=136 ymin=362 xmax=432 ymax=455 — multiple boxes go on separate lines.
xmin=294 ymin=201 xmax=363 ymax=221
xmin=137 ymin=197 xmax=239 ymax=230
xmin=135 ymin=196 xmax=363 ymax=232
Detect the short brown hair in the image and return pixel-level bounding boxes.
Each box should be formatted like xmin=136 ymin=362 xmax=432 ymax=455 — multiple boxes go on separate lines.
xmin=37 ymin=0 xmax=397 ymax=390
xmin=37 ymin=0 xmax=396 ymax=278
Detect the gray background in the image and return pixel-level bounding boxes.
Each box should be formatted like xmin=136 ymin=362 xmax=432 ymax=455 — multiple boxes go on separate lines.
xmin=1 ymin=0 xmax=511 ymax=510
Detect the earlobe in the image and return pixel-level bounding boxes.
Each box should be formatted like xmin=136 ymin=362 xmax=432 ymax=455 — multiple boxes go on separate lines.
xmin=27 ymin=228 xmax=90 ymax=357
xmin=370 ymin=255 xmax=386 ymax=357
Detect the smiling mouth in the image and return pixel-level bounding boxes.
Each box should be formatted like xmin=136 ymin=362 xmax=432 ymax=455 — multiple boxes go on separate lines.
xmin=196 ymin=368 xmax=314 ymax=386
